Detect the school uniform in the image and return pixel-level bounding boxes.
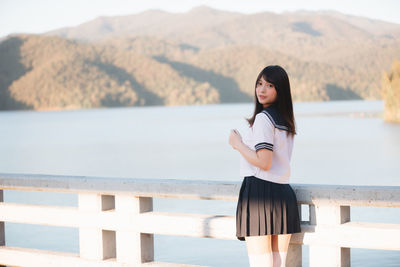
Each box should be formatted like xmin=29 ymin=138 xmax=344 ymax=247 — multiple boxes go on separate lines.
xmin=236 ymin=104 xmax=301 ymax=241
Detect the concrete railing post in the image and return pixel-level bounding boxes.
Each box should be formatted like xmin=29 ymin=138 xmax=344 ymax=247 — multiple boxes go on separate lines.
xmin=0 ymin=190 xmax=4 ymax=247
xmin=309 ymin=204 xmax=350 ymax=267
xmin=78 ymin=194 xmax=116 ymax=260
xmin=115 ymin=195 xmax=154 ymax=266
xmin=287 ymin=243 xmax=302 ymax=267
xmin=287 ymin=204 xmax=302 ymax=267
xmin=0 ymin=190 xmax=5 ymax=267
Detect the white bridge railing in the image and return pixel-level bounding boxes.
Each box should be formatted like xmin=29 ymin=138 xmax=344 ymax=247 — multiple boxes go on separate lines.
xmin=0 ymin=173 xmax=399 ymax=267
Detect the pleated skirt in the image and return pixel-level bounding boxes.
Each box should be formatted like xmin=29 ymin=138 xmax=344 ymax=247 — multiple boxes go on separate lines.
xmin=236 ymin=176 xmax=301 ymax=241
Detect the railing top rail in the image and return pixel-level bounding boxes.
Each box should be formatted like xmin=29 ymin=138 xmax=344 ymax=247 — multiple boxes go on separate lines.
xmin=1 ymin=173 xmax=400 ymax=206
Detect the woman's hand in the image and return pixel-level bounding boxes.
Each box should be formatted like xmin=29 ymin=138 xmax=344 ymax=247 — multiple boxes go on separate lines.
xmin=229 ymin=129 xmax=243 ymax=150
xmin=229 ymin=129 xmax=272 ymax=170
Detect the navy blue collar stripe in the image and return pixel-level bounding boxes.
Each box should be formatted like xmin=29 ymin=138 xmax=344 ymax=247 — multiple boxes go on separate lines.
xmin=261 ymin=110 xmax=289 ymax=131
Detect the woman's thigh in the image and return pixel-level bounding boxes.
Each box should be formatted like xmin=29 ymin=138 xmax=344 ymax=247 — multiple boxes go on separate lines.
xmin=245 ymin=235 xmax=272 ymax=254
xmin=272 ymin=234 xmax=292 ymax=252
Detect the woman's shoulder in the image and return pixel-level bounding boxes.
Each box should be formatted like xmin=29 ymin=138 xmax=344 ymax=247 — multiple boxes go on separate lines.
xmin=259 ymin=105 xmax=289 ymax=132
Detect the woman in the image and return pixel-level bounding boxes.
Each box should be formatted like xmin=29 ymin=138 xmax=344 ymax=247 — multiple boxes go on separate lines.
xmin=229 ymin=65 xmax=301 ymax=267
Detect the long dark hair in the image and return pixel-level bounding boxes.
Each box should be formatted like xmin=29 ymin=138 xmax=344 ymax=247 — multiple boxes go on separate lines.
xmin=247 ymin=65 xmax=296 ymax=135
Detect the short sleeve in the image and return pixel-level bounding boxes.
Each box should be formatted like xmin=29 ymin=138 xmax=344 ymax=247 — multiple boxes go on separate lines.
xmin=252 ymin=113 xmax=274 ymax=151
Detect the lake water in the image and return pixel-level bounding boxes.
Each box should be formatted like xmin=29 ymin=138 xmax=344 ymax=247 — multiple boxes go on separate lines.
xmin=0 ymin=100 xmax=400 ymax=266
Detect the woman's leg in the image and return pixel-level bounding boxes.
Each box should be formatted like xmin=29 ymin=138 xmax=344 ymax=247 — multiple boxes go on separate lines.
xmin=245 ymin=235 xmax=273 ymax=267
xmin=271 ymin=234 xmax=291 ymax=267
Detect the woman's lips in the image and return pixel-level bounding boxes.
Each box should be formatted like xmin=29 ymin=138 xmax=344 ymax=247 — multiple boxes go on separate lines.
xmin=258 ymin=95 xmax=266 ymax=100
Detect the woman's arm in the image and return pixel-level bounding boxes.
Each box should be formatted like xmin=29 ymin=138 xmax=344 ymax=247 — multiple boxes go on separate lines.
xmin=229 ymin=129 xmax=273 ymax=171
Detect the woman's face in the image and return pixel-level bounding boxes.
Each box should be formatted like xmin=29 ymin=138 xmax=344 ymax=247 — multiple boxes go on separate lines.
xmin=256 ymin=76 xmax=277 ymax=108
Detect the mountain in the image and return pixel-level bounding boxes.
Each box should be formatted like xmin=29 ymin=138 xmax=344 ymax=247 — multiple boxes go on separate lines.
xmin=48 ymin=6 xmax=242 ymax=42
xmin=48 ymin=6 xmax=400 ymax=42
xmin=46 ymin=6 xmax=400 ymax=96
xmin=0 ymin=35 xmax=220 ymax=110
xmin=302 ymin=10 xmax=400 ymax=36
xmin=1 ymin=6 xmax=399 ymax=111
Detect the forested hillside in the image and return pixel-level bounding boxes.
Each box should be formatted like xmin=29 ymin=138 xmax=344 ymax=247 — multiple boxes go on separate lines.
xmin=1 ymin=6 xmax=399 ymax=111
xmin=382 ymin=60 xmax=400 ymax=122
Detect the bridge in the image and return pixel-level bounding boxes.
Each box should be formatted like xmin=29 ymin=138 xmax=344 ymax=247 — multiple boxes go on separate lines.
xmin=0 ymin=173 xmax=399 ymax=266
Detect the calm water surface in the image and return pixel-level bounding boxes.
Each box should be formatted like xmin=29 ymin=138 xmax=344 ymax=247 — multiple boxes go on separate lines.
xmin=0 ymin=100 xmax=399 ymax=266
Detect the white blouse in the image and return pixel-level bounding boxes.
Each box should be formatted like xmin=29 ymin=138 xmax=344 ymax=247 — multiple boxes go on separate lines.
xmin=239 ymin=106 xmax=294 ymax=184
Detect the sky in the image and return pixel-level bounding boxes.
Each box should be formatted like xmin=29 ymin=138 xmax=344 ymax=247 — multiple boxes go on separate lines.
xmin=1 ymin=0 xmax=400 ymax=38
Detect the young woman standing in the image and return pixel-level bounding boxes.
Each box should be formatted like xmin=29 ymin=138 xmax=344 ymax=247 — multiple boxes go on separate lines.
xmin=229 ymin=65 xmax=301 ymax=267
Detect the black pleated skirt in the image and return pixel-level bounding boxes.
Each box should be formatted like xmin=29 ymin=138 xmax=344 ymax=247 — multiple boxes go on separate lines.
xmin=236 ymin=176 xmax=301 ymax=241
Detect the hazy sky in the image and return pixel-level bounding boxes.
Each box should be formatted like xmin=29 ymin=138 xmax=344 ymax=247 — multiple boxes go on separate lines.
xmin=1 ymin=0 xmax=399 ymax=38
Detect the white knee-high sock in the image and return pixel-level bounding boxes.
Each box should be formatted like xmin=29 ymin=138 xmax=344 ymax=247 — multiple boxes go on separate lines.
xmin=248 ymin=252 xmax=273 ymax=267
xmin=272 ymin=251 xmax=287 ymax=267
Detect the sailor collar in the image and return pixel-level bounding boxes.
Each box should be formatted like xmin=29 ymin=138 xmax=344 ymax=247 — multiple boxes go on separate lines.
xmin=261 ymin=105 xmax=290 ymax=131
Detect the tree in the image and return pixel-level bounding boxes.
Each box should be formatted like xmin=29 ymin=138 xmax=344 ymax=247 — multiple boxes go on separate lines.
xmin=382 ymin=60 xmax=400 ymax=122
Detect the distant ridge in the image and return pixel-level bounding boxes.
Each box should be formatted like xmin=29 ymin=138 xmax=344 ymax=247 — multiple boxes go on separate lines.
xmin=46 ymin=7 xmax=400 ymax=43
xmin=1 ymin=6 xmax=400 ymax=111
